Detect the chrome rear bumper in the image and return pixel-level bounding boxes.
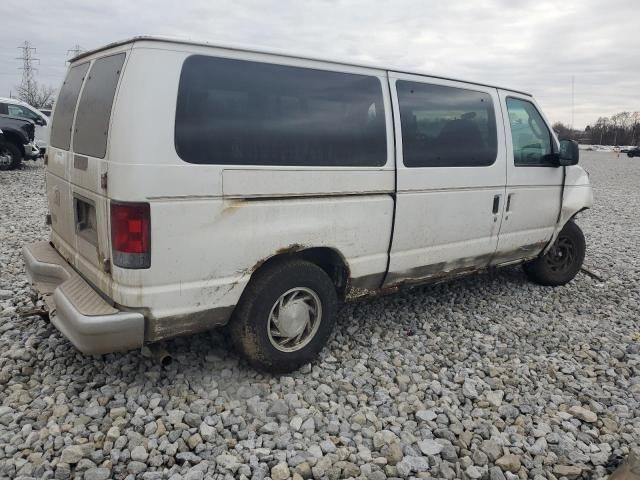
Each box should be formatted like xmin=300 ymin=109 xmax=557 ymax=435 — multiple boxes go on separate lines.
xmin=22 ymin=241 xmax=144 ymax=354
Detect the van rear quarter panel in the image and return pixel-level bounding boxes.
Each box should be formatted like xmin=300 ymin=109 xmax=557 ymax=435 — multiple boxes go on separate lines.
xmin=106 ymin=43 xmax=394 ymax=324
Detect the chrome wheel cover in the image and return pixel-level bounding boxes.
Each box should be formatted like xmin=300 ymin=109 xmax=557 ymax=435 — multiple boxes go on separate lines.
xmin=267 ymin=287 xmax=322 ymax=352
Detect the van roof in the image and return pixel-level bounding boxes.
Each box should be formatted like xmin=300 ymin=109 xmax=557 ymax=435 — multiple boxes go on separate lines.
xmin=71 ymin=35 xmax=532 ymax=97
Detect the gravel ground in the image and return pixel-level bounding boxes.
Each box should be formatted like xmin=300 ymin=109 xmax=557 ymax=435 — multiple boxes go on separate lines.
xmin=1 ymin=151 xmax=639 ymax=480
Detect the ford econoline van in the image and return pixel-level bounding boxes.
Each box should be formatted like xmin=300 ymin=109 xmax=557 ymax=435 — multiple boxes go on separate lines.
xmin=23 ymin=36 xmax=593 ymax=372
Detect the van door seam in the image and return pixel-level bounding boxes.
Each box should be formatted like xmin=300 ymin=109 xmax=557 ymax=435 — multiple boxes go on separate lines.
xmin=490 ymin=89 xmax=509 ymax=263
xmin=380 ymin=71 xmax=397 ymax=288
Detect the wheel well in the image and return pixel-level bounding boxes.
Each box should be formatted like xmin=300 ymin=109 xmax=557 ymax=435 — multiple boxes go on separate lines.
xmin=572 ymin=207 xmax=590 ymax=219
xmin=252 ymin=247 xmax=350 ymax=298
xmin=0 ymin=131 xmax=24 ymax=157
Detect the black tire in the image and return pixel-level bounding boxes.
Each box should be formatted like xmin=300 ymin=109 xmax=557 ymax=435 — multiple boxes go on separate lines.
xmin=0 ymin=139 xmax=22 ymax=171
xmin=523 ymin=220 xmax=585 ymax=286
xmin=229 ymin=259 xmax=337 ymax=373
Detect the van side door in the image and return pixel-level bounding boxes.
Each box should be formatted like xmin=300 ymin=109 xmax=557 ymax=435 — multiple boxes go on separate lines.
xmin=385 ymin=73 xmax=507 ymax=285
xmin=492 ymin=92 xmax=563 ymax=265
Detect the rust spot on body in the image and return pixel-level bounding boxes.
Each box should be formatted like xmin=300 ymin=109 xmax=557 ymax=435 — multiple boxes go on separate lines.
xmin=345 ymin=254 xmax=499 ymax=302
xmin=145 ymin=305 xmax=234 ymax=342
xmin=222 ymin=199 xmax=247 ymax=215
xmin=249 ymin=244 xmax=306 ymax=274
xmin=275 ymin=243 xmax=304 ymax=255
xmin=345 ymin=285 xmax=400 ymax=301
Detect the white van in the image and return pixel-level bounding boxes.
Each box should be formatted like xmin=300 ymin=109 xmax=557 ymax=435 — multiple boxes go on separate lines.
xmin=0 ymin=97 xmax=50 ymax=148
xmin=23 ymin=37 xmax=593 ymax=372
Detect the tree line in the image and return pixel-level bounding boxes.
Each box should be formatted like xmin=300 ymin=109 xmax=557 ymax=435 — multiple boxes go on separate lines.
xmin=16 ymin=81 xmax=55 ymax=109
xmin=554 ymin=112 xmax=640 ymax=146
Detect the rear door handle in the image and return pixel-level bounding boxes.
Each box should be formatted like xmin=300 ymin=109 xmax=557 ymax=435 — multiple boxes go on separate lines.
xmin=506 ymin=193 xmax=513 ymax=212
xmin=492 ymin=194 xmax=501 ymax=214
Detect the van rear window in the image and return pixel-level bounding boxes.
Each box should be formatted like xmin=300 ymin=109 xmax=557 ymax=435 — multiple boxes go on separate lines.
xmin=175 ymin=55 xmax=387 ymax=167
xmin=49 ymin=62 xmax=90 ymax=150
xmin=73 ymin=53 xmax=126 ymax=158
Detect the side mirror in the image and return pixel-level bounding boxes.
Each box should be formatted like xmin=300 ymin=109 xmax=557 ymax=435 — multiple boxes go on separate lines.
xmin=34 ymin=117 xmax=46 ymax=127
xmin=558 ymin=139 xmax=579 ymax=166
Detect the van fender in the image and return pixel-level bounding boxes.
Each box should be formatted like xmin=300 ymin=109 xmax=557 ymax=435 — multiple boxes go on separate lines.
xmin=247 ymin=245 xmax=352 ymax=297
xmin=542 ymin=166 xmax=593 ymax=255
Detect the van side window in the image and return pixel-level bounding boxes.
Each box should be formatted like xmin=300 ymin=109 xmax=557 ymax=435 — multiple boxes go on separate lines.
xmin=74 ymin=53 xmax=126 ymax=158
xmin=396 ymin=81 xmax=497 ymax=167
xmin=175 ymin=55 xmax=387 ymax=167
xmin=506 ymin=97 xmax=554 ymax=166
xmin=49 ymin=62 xmax=90 ymax=150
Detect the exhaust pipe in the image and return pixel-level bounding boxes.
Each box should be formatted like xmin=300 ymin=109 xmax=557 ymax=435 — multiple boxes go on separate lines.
xmin=146 ymin=343 xmax=172 ymax=366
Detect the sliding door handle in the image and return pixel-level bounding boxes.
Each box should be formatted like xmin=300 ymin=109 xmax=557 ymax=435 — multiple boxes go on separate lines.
xmin=492 ymin=194 xmax=501 ymax=214
xmin=506 ymin=193 xmax=513 ymax=212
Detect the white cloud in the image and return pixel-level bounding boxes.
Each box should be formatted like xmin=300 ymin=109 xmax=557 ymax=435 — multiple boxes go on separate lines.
xmin=1 ymin=0 xmax=638 ymax=127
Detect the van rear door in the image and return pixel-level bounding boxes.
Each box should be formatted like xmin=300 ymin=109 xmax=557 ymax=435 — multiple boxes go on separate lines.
xmin=47 ymin=51 xmax=128 ymax=292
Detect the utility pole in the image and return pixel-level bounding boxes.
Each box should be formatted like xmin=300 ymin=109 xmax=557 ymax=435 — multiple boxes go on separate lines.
xmin=67 ymin=44 xmax=84 ymax=62
xmin=17 ymin=41 xmax=39 ymax=100
xmin=571 ymin=75 xmax=575 ymax=133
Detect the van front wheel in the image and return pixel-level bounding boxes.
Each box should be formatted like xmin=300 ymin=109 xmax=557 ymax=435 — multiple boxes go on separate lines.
xmin=523 ymin=220 xmax=585 ymax=286
xmin=229 ymin=259 xmax=337 ymax=373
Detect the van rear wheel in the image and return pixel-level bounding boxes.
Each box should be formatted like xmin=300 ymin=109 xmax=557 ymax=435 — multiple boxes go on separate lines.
xmin=523 ymin=220 xmax=585 ymax=286
xmin=229 ymin=259 xmax=337 ymax=373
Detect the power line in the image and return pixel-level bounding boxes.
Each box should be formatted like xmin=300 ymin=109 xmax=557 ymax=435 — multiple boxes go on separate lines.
xmin=571 ymin=75 xmax=575 ymax=131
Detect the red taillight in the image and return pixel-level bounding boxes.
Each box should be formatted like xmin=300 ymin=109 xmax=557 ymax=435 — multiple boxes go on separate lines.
xmin=110 ymin=201 xmax=151 ymax=269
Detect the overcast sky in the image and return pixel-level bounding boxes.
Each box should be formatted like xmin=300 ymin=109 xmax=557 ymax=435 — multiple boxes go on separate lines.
xmin=1 ymin=0 xmax=638 ymax=128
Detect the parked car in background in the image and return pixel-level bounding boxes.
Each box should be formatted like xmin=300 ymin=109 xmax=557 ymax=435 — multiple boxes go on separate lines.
xmin=627 ymin=147 xmax=640 ymax=157
xmin=0 ymin=114 xmax=39 ymax=170
xmin=23 ymin=37 xmax=593 ymax=372
xmin=0 ymin=97 xmax=50 ymax=149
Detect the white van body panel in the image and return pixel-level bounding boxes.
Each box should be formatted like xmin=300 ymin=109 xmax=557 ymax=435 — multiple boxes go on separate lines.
xmin=110 ymin=195 xmax=393 ymax=340
xmin=546 ymin=165 xmax=593 ymax=251
xmin=25 ymin=36 xmax=593 ymax=353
